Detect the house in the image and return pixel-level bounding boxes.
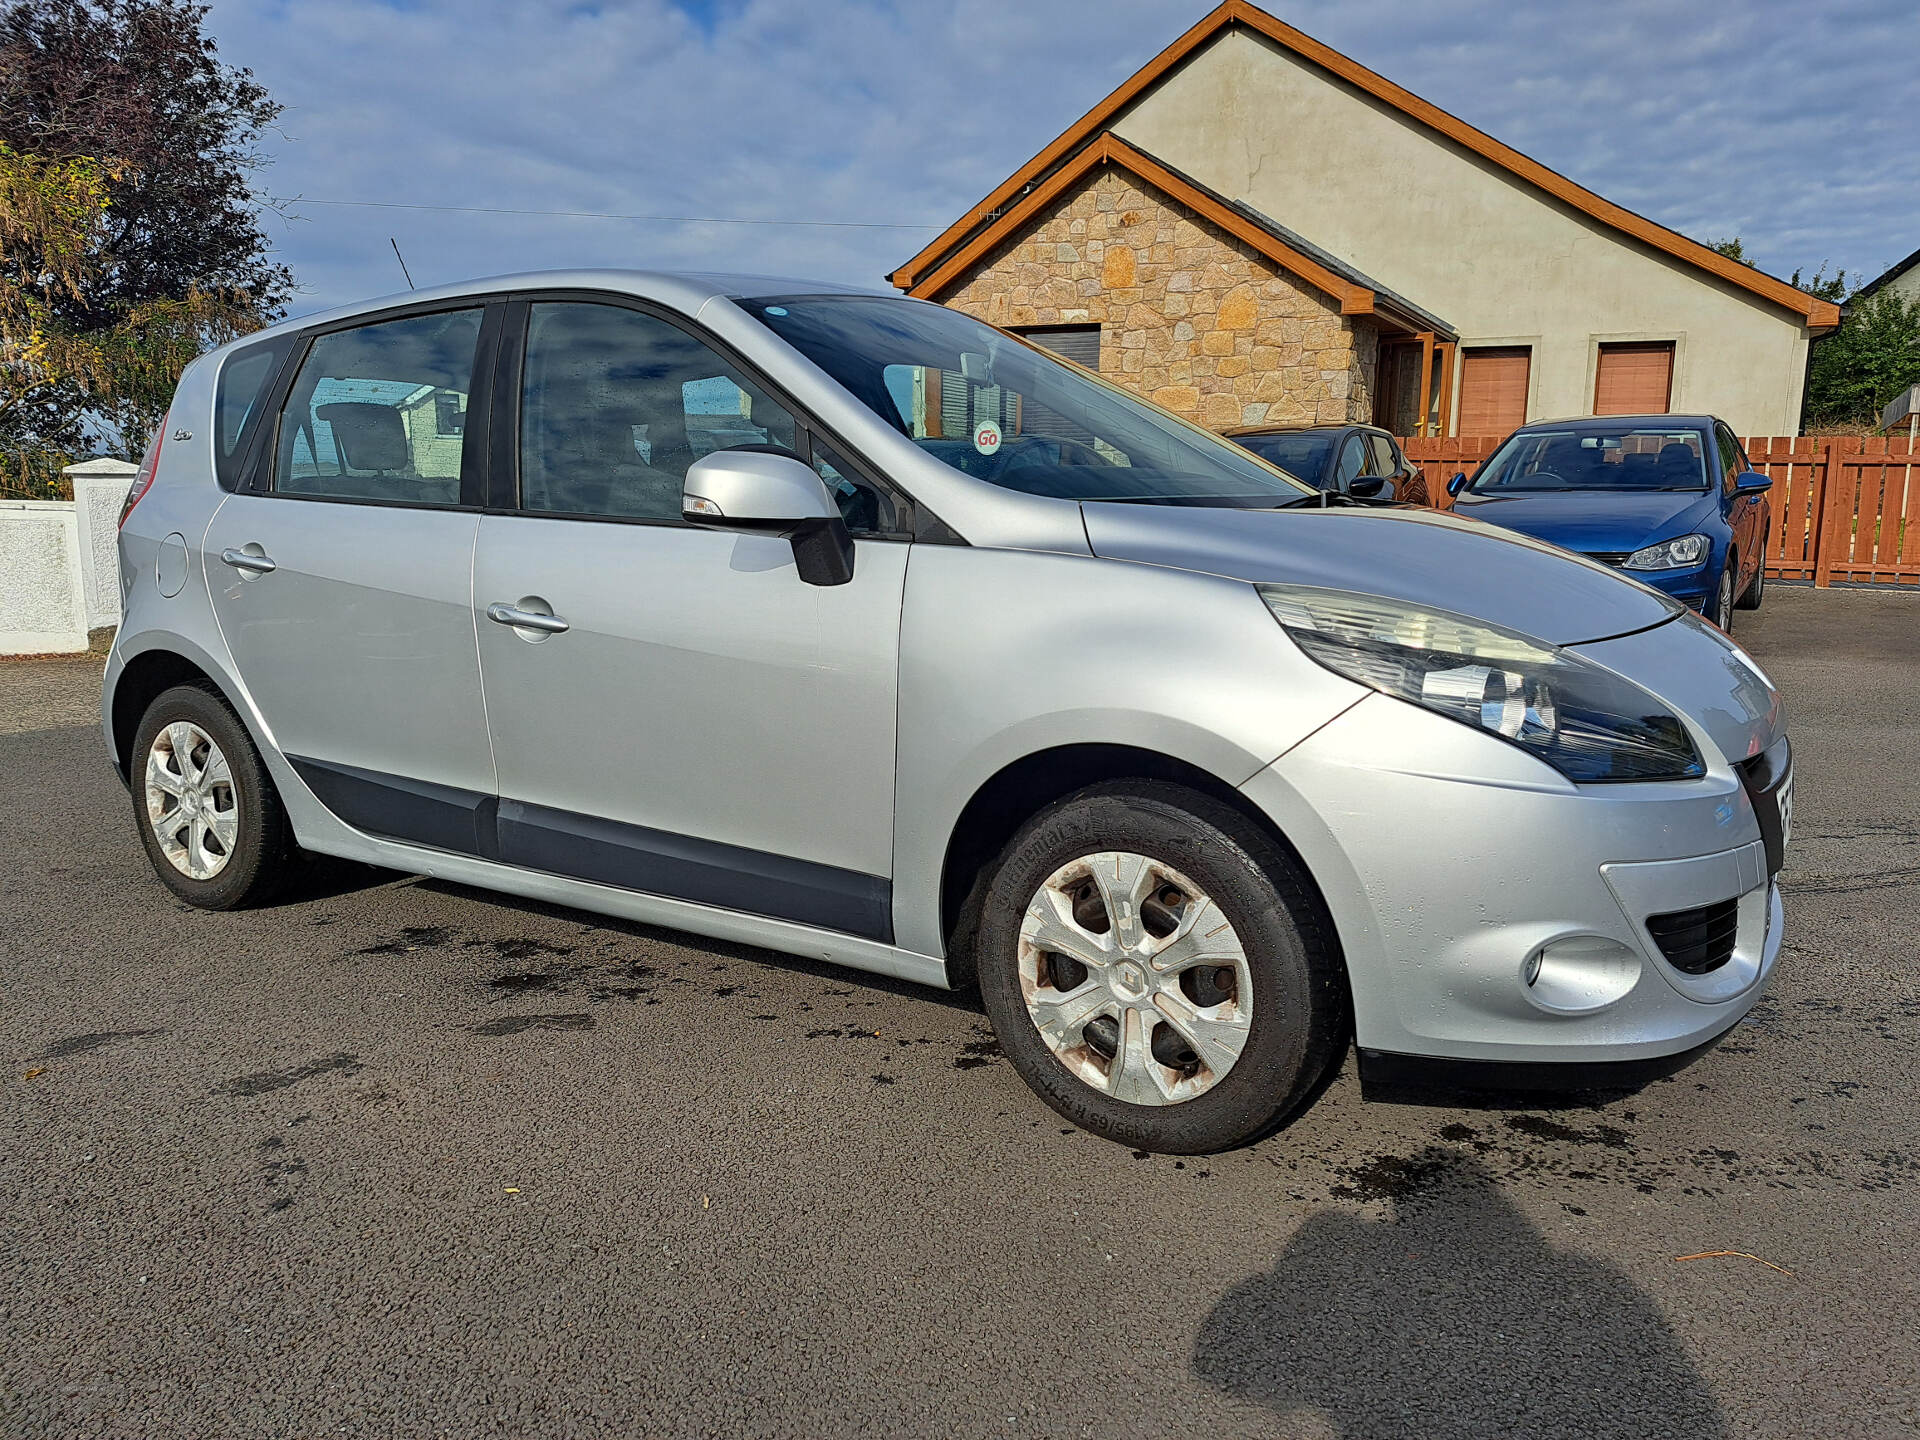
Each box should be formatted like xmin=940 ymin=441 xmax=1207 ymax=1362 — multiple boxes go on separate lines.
xmin=890 ymin=1 xmax=1840 ymax=438
xmin=1852 ymin=246 xmax=1920 ymax=309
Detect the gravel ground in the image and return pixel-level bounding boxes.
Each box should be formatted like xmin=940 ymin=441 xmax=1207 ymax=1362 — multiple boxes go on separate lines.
xmin=2 ymin=586 xmax=1915 ymax=1439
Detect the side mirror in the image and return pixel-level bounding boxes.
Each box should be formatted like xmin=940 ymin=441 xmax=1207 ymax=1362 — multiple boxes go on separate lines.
xmin=1734 ymin=470 xmax=1773 ymax=494
xmin=683 ymin=448 xmax=854 ymax=587
xmin=1446 ymin=471 xmax=1468 ymax=497
xmin=1348 ymin=475 xmax=1386 ymax=498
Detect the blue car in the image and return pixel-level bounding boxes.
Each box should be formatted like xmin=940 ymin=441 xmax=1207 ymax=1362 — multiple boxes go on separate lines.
xmin=1445 ymin=415 xmax=1772 ymax=632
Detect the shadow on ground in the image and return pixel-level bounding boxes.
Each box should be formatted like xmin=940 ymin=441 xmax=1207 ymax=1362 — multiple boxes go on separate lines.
xmin=1193 ymin=1151 xmax=1725 ymax=1439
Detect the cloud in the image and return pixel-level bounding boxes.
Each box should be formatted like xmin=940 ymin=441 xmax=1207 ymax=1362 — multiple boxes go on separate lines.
xmin=210 ymin=0 xmax=1917 ymax=318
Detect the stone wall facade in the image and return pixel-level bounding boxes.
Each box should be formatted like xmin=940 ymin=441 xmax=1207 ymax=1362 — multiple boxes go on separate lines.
xmin=936 ymin=167 xmax=1377 ymax=430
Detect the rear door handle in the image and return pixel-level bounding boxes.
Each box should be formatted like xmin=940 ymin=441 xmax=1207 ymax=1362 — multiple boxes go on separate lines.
xmin=220 ymin=547 xmax=276 ymax=574
xmin=486 ymin=602 xmax=569 ymax=634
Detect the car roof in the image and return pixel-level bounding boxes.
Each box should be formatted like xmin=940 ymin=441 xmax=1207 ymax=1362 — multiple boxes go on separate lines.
xmin=1515 ymin=414 xmax=1718 ymax=431
xmin=1224 ymin=423 xmax=1374 ymax=438
xmin=232 ymin=269 xmax=899 ymax=351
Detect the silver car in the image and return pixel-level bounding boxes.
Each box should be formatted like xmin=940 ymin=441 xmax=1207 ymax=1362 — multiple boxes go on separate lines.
xmin=104 ymin=272 xmax=1791 ymax=1154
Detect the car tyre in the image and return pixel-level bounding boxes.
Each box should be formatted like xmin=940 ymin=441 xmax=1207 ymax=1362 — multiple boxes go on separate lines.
xmin=131 ymin=683 xmax=301 ymax=909
xmin=973 ymin=781 xmax=1348 ymax=1154
xmin=1712 ymin=563 xmax=1736 ymax=633
xmin=1736 ymin=542 xmax=1766 ymax=610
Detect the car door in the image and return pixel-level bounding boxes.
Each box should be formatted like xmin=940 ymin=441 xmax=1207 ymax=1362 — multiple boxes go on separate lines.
xmin=471 ymin=297 xmax=908 ymax=940
xmin=1715 ymin=424 xmax=1761 ymax=592
xmin=204 ymin=302 xmax=501 ymax=852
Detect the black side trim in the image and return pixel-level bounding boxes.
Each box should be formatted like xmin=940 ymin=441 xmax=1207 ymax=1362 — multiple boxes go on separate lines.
xmin=1356 ymin=1017 xmax=1745 ymax=1102
xmin=289 ymin=756 xmax=894 ymax=941
xmin=497 ymin=799 xmax=893 ymax=943
xmin=288 ymin=756 xmax=498 ymax=859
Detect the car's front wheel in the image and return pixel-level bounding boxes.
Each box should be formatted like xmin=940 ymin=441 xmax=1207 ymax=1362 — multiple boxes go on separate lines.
xmin=1737 ymin=542 xmax=1766 ymax=610
xmin=1712 ymin=563 xmax=1737 ymax=633
xmin=973 ymin=781 xmax=1348 ymax=1153
xmin=131 ymin=684 xmax=300 ymax=909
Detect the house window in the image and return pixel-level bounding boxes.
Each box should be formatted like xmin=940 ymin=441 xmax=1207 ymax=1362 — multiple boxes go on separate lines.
xmin=435 ymin=391 xmax=465 ymax=435
xmin=1009 ymin=324 xmax=1102 ymax=447
xmin=1014 ymin=324 xmax=1102 ymax=371
xmin=1594 ymin=341 xmax=1674 ymax=415
xmin=1457 ymin=346 xmax=1531 ymax=436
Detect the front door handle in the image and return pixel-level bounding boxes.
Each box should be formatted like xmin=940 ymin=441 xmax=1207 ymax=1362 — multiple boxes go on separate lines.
xmin=220 ymin=547 xmax=276 ymax=574
xmin=486 ymin=602 xmax=569 ymax=635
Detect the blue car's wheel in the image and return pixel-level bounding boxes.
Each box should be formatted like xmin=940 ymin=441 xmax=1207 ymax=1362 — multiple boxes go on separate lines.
xmin=1712 ymin=564 xmax=1736 ymax=633
xmin=1737 ymin=543 xmax=1766 ymax=610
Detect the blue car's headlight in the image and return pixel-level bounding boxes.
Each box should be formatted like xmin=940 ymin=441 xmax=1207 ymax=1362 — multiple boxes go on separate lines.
xmin=1258 ymin=583 xmax=1705 ymax=782
xmin=1623 ymin=533 xmax=1709 ymax=571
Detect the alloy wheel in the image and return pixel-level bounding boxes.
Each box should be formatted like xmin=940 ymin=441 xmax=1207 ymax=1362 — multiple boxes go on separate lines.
xmin=144 ymin=721 xmax=239 ymax=879
xmin=1017 ymin=851 xmax=1253 ymax=1106
xmin=1715 ymin=569 xmax=1735 ymax=632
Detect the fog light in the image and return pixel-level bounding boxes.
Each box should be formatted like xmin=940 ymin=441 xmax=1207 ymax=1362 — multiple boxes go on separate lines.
xmin=1522 ymin=936 xmax=1641 ymax=1015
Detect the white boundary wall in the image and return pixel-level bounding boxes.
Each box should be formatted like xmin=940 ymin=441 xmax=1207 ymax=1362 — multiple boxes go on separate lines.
xmin=1 ymin=459 xmax=137 ymax=655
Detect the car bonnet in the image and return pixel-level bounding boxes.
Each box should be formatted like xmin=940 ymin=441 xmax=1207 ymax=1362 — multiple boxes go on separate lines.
xmin=1078 ymin=501 xmax=1680 ymax=647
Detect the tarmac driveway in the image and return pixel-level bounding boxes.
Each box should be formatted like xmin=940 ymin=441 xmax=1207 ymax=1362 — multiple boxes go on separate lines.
xmin=2 ymin=587 xmax=1915 ymax=1438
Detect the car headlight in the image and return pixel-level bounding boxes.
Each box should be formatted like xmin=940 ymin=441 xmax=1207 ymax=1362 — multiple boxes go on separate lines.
xmin=1623 ymin=533 xmax=1709 ymax=571
xmin=1257 ymin=583 xmax=1705 ymax=782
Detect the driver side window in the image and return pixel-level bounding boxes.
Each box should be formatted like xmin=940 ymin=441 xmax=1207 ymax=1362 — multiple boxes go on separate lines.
xmin=1715 ymin=426 xmax=1746 ymax=494
xmin=1333 ymin=436 xmax=1367 ymax=490
xmin=519 ymin=302 xmax=798 ymax=521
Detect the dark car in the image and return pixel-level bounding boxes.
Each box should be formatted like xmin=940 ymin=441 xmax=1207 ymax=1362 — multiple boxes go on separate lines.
xmin=1443 ymin=415 xmax=1772 ymax=632
xmin=1225 ymin=424 xmax=1430 ymax=505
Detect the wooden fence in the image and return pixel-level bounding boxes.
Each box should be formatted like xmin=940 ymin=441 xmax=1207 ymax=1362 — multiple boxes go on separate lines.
xmin=1400 ymin=434 xmax=1920 ymax=589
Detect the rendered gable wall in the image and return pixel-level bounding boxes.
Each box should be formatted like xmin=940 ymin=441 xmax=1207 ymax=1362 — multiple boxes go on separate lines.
xmin=1112 ymin=30 xmax=1813 ymax=434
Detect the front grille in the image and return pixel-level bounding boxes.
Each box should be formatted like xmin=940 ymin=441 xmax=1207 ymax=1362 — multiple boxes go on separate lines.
xmin=1584 ymin=551 xmax=1630 ymax=567
xmin=1646 ymin=899 xmax=1739 ymax=975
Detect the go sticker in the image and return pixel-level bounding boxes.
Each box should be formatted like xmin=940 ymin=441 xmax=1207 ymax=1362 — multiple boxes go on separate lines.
xmin=973 ymin=421 xmax=1002 ymax=456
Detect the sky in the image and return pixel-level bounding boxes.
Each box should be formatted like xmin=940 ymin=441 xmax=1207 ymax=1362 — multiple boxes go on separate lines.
xmin=209 ymin=0 xmax=1920 ymax=322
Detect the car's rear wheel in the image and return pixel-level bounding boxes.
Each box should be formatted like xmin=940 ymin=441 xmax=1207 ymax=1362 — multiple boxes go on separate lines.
xmin=132 ymin=684 xmax=299 ymax=909
xmin=1737 ymin=542 xmax=1766 ymax=610
xmin=1712 ymin=563 xmax=1736 ymax=633
xmin=973 ymin=781 xmax=1347 ymax=1153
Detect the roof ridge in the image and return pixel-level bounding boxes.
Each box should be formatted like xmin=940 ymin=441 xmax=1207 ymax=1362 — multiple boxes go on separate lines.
xmin=890 ymin=0 xmax=1840 ymax=332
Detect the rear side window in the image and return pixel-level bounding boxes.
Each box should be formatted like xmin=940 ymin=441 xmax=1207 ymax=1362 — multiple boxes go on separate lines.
xmin=214 ymin=337 xmax=291 ymax=489
xmin=274 ymin=308 xmax=484 ymax=506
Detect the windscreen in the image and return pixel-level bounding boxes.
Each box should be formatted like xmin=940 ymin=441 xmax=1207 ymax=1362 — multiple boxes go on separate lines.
xmin=746 ymin=296 xmax=1312 ymax=507
xmin=1470 ymin=427 xmax=1709 ymax=493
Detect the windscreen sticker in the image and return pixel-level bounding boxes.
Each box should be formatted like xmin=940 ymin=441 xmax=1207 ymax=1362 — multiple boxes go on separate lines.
xmin=973 ymin=421 xmax=1002 ymax=456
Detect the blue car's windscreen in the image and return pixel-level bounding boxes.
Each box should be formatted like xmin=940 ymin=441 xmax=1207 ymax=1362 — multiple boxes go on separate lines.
xmin=746 ymin=295 xmax=1313 ymax=507
xmin=1471 ymin=428 xmax=1710 ymax=493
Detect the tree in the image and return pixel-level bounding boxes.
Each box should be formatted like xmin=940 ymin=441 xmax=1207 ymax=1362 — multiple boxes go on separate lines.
xmin=0 ymin=0 xmax=289 ymax=452
xmin=1805 ymin=290 xmax=1920 ymax=428
xmin=1708 ymin=236 xmax=1850 ymax=303
xmin=1789 ymin=264 xmax=1849 ymax=305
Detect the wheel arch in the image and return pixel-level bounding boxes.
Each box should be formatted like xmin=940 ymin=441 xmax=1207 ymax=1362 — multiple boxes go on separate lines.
xmin=108 ymin=638 xmax=257 ymax=782
xmin=936 ymin=741 xmax=1342 ymax=985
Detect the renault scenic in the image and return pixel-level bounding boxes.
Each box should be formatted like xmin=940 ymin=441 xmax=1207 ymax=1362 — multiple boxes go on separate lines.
xmin=104 ymin=272 xmax=1791 ymax=1153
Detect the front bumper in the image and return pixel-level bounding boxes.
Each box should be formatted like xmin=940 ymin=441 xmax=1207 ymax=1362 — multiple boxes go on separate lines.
xmin=1596 ymin=559 xmax=1712 ymax=611
xmin=1242 ymin=693 xmax=1783 ymax=1073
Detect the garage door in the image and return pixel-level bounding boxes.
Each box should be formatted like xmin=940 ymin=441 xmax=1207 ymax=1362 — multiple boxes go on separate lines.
xmin=1594 ymin=342 xmax=1674 ymax=415
xmin=1457 ymin=347 xmax=1531 ymax=436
